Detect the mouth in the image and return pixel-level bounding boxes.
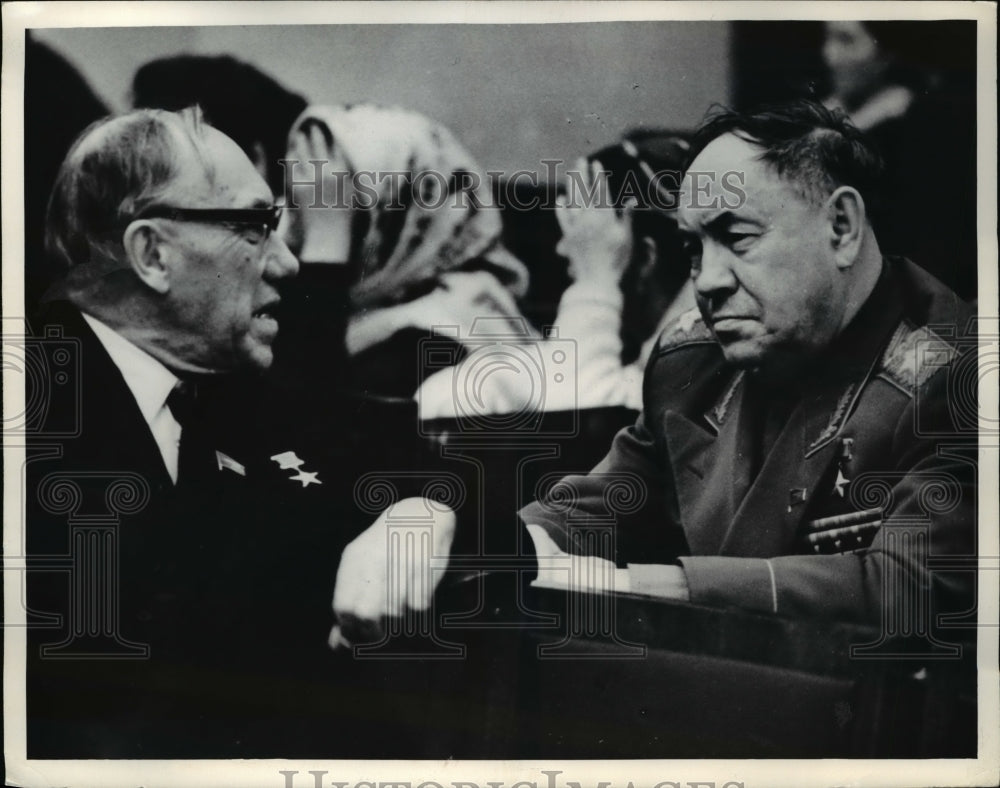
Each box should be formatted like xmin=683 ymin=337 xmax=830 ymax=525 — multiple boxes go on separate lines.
xmin=711 ymin=315 xmax=754 ymax=326
xmin=709 ymin=316 xmax=762 ymax=340
xmin=252 ymin=301 xmax=281 ymax=328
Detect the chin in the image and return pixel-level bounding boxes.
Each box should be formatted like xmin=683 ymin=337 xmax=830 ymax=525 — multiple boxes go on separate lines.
xmin=240 ymin=344 xmax=275 ymax=372
xmin=718 ymin=340 xmax=768 ymax=369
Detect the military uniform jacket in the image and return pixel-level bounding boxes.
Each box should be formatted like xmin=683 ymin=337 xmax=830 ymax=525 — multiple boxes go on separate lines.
xmin=521 ymin=258 xmax=977 ymax=624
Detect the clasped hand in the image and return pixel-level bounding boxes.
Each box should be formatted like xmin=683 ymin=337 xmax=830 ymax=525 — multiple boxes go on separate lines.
xmin=329 ymin=497 xmax=456 ymax=649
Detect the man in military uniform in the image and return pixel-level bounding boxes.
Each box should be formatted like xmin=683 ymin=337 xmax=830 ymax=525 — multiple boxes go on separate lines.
xmin=518 ymin=101 xmax=976 ymax=624
xmin=332 ymin=101 xmax=976 ymax=637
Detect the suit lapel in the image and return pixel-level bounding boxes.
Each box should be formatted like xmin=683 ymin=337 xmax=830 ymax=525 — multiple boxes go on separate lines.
xmin=42 ymin=303 xmax=174 ymax=492
xmin=720 ymin=348 xmax=889 ymax=556
xmin=719 ymin=391 xmax=844 ymax=556
xmin=663 ymin=371 xmax=748 ymax=555
xmin=666 ymin=340 xmax=891 ymax=558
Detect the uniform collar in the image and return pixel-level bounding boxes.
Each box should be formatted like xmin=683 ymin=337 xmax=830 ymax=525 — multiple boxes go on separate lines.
xmin=809 ymin=257 xmax=901 ymax=384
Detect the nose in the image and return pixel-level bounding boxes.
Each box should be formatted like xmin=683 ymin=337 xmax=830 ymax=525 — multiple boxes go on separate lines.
xmin=276 ymin=200 xmax=303 ymax=256
xmin=264 ymin=233 xmax=300 ymax=281
xmin=692 ymin=242 xmax=738 ymax=307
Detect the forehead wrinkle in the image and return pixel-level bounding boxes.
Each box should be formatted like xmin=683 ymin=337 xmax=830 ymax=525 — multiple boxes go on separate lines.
xmin=677 ymin=202 xmax=727 ymax=231
xmin=184 ymin=135 xmax=272 ymax=210
xmin=160 ymin=127 xmax=217 ymax=207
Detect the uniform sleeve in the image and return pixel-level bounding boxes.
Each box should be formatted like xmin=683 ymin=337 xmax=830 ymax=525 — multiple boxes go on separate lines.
xmin=519 ymin=403 xmax=687 ymax=565
xmin=680 ymin=371 xmax=976 ymax=625
xmin=519 ymin=339 xmax=714 ymax=566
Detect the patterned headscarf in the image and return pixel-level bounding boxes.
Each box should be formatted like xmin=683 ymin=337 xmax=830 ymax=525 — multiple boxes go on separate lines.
xmin=283 ymin=103 xmax=529 ymax=310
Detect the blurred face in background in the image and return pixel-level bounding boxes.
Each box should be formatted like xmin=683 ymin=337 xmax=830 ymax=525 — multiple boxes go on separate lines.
xmin=822 ymin=21 xmax=890 ymax=109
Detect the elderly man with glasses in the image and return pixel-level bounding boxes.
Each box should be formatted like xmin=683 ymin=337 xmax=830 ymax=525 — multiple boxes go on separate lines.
xmin=23 ymin=108 xmax=378 ymax=758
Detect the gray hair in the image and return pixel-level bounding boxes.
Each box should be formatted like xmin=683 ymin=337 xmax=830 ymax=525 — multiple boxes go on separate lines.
xmin=45 ymin=106 xmax=214 ymax=279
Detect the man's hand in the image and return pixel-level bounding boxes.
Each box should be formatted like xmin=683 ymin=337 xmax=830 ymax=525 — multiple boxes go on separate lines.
xmin=556 ymin=158 xmax=635 ymax=284
xmin=526 ymin=523 xmax=632 ymax=595
xmin=526 ymin=524 xmax=690 ymax=600
xmin=329 ymin=497 xmax=456 ymax=649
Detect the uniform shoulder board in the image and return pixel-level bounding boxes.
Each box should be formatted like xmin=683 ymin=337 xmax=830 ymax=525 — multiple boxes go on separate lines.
xmin=655 ymin=308 xmax=714 ymax=353
xmin=878 ymin=320 xmax=957 ymax=394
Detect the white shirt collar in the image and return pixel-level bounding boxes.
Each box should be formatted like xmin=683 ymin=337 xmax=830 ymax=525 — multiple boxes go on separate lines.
xmin=81 ymin=312 xmax=179 ymax=427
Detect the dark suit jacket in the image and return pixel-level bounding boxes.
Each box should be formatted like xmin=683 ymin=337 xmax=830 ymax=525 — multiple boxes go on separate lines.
xmin=521 ymin=258 xmax=977 ymax=624
xmin=22 ymin=304 xmax=396 ymax=757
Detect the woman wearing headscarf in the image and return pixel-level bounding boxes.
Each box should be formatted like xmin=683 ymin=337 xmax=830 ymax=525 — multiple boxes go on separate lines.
xmin=276 ymin=103 xmax=534 ymax=401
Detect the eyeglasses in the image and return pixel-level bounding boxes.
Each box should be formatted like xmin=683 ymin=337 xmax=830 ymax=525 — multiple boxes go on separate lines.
xmin=135 ymin=205 xmax=282 ymax=242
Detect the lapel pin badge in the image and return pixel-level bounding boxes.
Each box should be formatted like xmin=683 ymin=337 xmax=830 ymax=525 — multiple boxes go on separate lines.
xmin=788 ymin=487 xmax=808 ymax=512
xmin=216 ymin=451 xmax=246 ymax=477
xmin=270 ymin=450 xmax=322 ymax=487
xmin=270 ymin=450 xmax=304 ymax=470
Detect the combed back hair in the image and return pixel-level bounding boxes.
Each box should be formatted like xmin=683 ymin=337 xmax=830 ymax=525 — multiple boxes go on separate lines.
xmin=683 ymin=100 xmax=886 ymax=223
xmin=45 ymin=106 xmax=213 ymax=274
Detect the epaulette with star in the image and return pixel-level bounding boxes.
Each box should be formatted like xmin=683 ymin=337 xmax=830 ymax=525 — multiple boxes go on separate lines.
xmin=654 ymin=308 xmax=714 ymax=355
xmin=877 ymin=320 xmax=957 ymax=396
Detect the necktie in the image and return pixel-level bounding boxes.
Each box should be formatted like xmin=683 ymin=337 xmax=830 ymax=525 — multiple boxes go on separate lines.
xmin=167 ymin=381 xmax=216 ymax=489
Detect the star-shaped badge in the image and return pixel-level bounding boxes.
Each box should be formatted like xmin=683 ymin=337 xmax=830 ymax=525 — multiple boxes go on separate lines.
xmin=834 ymin=468 xmax=850 ymax=498
xmin=270 ymin=451 xmax=305 ymax=470
xmin=290 ymin=470 xmax=322 ymax=488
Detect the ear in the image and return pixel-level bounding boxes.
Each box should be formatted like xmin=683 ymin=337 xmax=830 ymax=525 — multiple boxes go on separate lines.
xmin=250 ymin=140 xmax=270 ymax=182
xmin=636 ymin=235 xmax=658 ymax=279
xmin=825 ymin=186 xmax=865 ymax=269
xmin=122 ymin=220 xmax=173 ymax=294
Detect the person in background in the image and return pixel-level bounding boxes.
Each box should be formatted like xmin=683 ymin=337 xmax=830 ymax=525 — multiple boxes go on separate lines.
xmin=280 ymin=103 xmax=534 ymax=400
xmin=822 ymin=21 xmax=918 ymax=134
xmin=25 ymin=35 xmax=109 ymax=315
xmin=821 ymin=21 xmax=977 ymax=300
xmin=415 ymin=132 xmax=695 ymax=418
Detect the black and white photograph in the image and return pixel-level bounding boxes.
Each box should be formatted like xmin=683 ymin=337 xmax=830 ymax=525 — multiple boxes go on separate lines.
xmin=2 ymin=2 xmax=997 ymax=787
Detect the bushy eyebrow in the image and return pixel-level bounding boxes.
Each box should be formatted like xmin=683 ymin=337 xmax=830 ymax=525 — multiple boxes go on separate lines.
xmin=244 ymin=196 xmax=274 ymax=210
xmin=678 ymin=209 xmax=762 ymax=236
